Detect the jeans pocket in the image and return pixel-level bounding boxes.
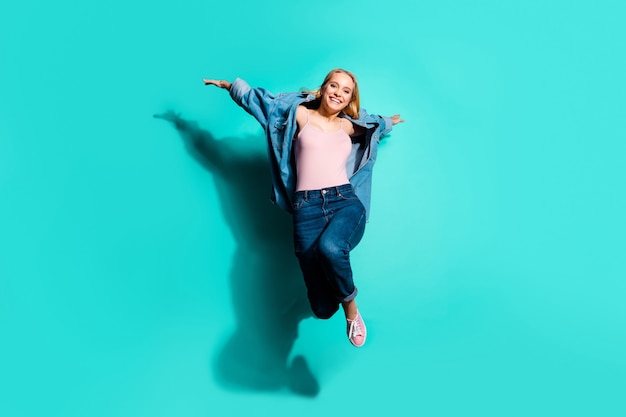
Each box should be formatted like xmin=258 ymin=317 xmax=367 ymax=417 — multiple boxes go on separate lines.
xmin=339 ymin=193 xmax=360 ymax=202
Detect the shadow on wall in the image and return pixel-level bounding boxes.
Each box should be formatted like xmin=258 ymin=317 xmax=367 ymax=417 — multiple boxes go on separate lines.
xmin=154 ymin=111 xmax=319 ymax=397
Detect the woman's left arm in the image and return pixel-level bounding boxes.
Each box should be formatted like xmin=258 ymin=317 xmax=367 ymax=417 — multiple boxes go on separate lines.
xmin=375 ymin=114 xmax=404 ymax=137
xmin=346 ymin=112 xmax=404 ymax=137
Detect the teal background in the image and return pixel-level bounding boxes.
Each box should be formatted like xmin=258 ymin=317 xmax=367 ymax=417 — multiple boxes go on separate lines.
xmin=1 ymin=0 xmax=625 ymax=415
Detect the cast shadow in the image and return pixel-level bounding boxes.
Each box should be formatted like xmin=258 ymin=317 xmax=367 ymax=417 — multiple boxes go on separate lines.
xmin=154 ymin=111 xmax=318 ymax=397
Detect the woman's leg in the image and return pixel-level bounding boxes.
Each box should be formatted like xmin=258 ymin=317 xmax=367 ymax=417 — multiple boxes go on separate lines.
xmin=292 ymin=185 xmax=368 ymax=336
xmin=292 ymin=191 xmax=340 ymax=319
xmin=315 ymin=190 xmax=368 ymax=347
xmin=315 ymin=193 xmax=367 ymax=308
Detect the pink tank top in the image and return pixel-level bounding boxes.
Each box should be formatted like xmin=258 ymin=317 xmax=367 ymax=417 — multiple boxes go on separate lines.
xmin=294 ymin=110 xmax=352 ymax=191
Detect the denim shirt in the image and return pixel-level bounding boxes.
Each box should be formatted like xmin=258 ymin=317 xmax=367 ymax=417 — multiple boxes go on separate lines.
xmin=229 ymin=77 xmax=393 ymax=220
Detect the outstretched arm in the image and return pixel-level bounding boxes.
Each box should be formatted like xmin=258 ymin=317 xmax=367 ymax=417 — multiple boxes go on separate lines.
xmin=389 ymin=114 xmax=404 ymax=125
xmin=378 ymin=113 xmax=404 ymax=137
xmin=348 ymin=113 xmax=404 ymax=137
xmin=202 ymin=77 xmax=278 ymax=128
xmin=203 ymin=79 xmax=232 ymax=90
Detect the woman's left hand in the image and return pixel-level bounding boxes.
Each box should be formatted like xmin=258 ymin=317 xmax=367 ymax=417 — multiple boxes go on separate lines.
xmin=390 ymin=114 xmax=404 ymax=125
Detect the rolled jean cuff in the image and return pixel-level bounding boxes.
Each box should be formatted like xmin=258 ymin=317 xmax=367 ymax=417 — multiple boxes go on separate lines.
xmin=338 ymin=286 xmax=358 ymax=303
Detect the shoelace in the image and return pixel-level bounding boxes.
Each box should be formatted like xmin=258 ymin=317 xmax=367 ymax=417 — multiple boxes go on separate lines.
xmin=348 ymin=316 xmax=363 ymax=338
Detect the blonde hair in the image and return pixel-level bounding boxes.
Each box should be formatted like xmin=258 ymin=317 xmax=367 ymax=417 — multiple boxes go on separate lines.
xmin=307 ymin=68 xmax=361 ymax=119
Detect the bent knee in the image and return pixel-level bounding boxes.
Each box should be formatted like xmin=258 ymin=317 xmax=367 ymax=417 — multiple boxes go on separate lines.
xmin=317 ymin=240 xmax=347 ymax=262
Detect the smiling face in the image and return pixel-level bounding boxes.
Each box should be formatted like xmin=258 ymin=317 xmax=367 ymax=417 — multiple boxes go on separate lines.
xmin=321 ymin=72 xmax=355 ymax=113
xmin=315 ymin=69 xmax=360 ymax=118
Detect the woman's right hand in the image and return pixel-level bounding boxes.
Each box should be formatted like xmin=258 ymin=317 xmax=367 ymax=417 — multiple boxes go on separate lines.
xmin=202 ymin=79 xmax=232 ymax=90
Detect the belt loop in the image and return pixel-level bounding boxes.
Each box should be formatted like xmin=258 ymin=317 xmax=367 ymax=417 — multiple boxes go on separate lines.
xmin=336 ymin=186 xmax=342 ymax=197
xmin=303 ymin=190 xmax=308 ymax=201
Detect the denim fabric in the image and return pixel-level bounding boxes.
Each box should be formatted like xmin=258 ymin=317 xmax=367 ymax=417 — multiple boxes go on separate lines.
xmin=228 ymin=78 xmax=393 ymax=220
xmin=292 ymin=184 xmax=367 ymax=319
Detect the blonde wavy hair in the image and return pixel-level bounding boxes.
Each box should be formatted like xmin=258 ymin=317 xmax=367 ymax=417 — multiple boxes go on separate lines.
xmin=306 ymin=68 xmax=361 ymax=119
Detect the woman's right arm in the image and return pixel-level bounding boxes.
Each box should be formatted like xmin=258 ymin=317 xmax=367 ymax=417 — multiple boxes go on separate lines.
xmin=202 ymin=77 xmax=276 ymax=128
xmin=203 ymin=79 xmax=232 ymax=90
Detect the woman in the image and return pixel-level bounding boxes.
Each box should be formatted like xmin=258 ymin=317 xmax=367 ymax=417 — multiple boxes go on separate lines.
xmin=203 ymin=69 xmax=403 ymax=347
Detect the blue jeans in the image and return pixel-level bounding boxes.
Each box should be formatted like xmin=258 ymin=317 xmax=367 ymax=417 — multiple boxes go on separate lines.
xmin=292 ymin=184 xmax=367 ymax=319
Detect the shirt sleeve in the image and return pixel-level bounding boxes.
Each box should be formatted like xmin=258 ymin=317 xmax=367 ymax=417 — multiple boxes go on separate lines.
xmin=353 ymin=109 xmax=394 ymax=138
xmin=379 ymin=116 xmax=394 ymax=137
xmin=229 ymin=78 xmax=276 ymax=129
